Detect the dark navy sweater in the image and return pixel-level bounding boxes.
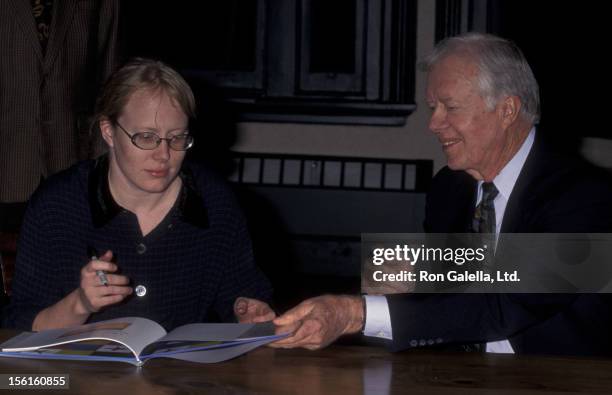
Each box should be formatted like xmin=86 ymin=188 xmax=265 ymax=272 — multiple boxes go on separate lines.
xmin=6 ymin=157 xmax=271 ymax=330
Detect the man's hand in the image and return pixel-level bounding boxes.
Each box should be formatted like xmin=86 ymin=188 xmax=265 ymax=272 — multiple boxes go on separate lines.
xmin=75 ymin=250 xmax=132 ymax=315
xmin=234 ymin=297 xmax=276 ymax=323
xmin=270 ymin=295 xmax=364 ymax=350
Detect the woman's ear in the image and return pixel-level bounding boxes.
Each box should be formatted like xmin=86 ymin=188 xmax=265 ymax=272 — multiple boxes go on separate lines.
xmin=99 ymin=117 xmax=115 ymax=148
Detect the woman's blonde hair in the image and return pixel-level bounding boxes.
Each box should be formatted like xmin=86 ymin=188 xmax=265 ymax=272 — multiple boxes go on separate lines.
xmin=93 ymin=58 xmax=196 ymax=128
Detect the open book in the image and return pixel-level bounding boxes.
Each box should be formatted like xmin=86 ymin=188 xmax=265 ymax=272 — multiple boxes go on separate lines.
xmin=0 ymin=317 xmax=288 ymax=366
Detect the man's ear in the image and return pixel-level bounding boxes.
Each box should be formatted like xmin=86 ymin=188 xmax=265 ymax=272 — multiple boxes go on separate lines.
xmin=499 ymin=95 xmax=522 ymax=127
xmin=99 ymin=118 xmax=115 ymax=148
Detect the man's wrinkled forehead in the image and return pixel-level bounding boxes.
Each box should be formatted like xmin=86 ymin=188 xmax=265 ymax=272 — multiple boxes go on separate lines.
xmin=426 ymin=56 xmax=480 ymax=97
xmin=429 ymin=53 xmax=480 ymax=80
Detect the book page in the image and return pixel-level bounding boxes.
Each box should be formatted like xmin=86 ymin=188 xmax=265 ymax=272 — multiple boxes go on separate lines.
xmin=2 ymin=339 xmax=138 ymax=362
xmin=160 ymin=321 xmax=277 ymax=342
xmin=144 ymin=337 xmax=279 ymax=364
xmin=139 ymin=322 xmax=281 ymax=357
xmin=1 ymin=317 xmax=166 ymax=358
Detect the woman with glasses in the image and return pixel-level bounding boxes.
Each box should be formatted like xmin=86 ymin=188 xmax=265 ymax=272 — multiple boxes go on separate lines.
xmin=6 ymin=58 xmax=275 ymax=331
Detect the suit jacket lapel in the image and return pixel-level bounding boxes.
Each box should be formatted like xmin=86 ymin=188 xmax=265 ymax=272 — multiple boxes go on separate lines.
xmin=461 ymin=179 xmax=478 ymax=232
xmin=43 ymin=0 xmax=77 ymax=72
xmin=501 ymin=132 xmax=547 ymax=233
xmin=449 ymin=171 xmax=477 ymax=232
xmin=7 ymin=0 xmax=44 ymax=63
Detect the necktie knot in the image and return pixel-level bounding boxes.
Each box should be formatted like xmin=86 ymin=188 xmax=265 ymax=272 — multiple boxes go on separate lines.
xmin=481 ymin=182 xmax=498 ymax=206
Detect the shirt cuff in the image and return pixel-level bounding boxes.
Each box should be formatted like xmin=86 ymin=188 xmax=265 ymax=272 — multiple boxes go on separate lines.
xmin=363 ymin=295 xmax=393 ymax=340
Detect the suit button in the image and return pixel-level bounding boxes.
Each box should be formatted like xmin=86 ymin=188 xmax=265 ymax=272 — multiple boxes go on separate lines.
xmin=136 ymin=243 xmax=147 ymax=254
xmin=419 ymin=339 xmax=427 ymax=346
xmin=410 ymin=340 xmax=418 ymax=347
xmin=427 ymin=339 xmax=434 ymax=346
xmin=436 ymin=338 xmax=443 ymax=344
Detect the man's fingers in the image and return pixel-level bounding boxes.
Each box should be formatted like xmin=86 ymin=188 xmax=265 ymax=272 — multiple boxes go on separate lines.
xmin=273 ymin=303 xmax=311 ymax=326
xmin=270 ymin=320 xmax=315 ymax=346
xmin=270 ymin=321 xmax=302 ymax=345
xmin=269 ymin=337 xmax=310 ymax=348
xmin=304 ymin=344 xmax=324 ymax=351
xmin=270 ymin=335 xmax=317 ymax=349
xmin=270 ymin=296 xmax=348 ymax=350
xmin=274 ymin=320 xmax=301 ymax=335
xmin=274 ymin=330 xmax=328 ymax=350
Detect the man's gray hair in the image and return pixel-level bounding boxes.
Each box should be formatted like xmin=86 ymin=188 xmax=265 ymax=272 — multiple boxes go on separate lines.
xmin=424 ymin=33 xmax=540 ymax=124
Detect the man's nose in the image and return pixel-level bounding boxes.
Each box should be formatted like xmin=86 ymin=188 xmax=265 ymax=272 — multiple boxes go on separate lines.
xmin=428 ymin=107 xmax=448 ymax=133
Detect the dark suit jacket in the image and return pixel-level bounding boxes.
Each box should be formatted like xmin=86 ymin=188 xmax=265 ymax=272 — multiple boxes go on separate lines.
xmin=387 ymin=133 xmax=612 ymax=356
xmin=0 ymin=0 xmax=119 ymax=203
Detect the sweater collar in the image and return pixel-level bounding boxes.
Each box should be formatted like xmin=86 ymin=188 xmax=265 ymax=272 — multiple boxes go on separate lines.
xmin=88 ymin=155 xmax=208 ymax=229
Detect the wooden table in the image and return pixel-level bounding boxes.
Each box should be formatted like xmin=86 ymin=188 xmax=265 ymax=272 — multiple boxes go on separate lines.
xmin=1 ymin=330 xmax=612 ymax=394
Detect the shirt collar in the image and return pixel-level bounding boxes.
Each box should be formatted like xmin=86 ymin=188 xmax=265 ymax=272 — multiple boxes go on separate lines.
xmin=478 ymin=127 xmax=536 ymax=201
xmin=88 ymin=155 xmax=209 ymax=229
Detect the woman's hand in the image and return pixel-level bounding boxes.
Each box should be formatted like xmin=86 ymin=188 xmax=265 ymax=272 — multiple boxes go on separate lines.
xmin=234 ymin=297 xmax=276 ymax=323
xmin=74 ymin=250 xmax=132 ymax=315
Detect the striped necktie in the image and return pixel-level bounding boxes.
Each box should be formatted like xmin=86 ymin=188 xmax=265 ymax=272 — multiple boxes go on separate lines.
xmin=473 ymin=182 xmax=499 ymax=234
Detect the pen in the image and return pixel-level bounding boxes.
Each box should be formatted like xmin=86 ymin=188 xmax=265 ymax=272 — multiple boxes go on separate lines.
xmin=87 ymin=246 xmax=108 ymax=286
xmin=95 ymin=264 xmax=109 ymax=287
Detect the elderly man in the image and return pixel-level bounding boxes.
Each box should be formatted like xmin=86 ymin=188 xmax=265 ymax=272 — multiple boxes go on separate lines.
xmin=269 ymin=33 xmax=612 ymax=356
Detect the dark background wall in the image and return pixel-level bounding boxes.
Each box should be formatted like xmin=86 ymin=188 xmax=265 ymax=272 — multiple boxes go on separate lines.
xmin=119 ymin=1 xmax=611 ymax=159
xmin=491 ymin=1 xmax=608 ymax=150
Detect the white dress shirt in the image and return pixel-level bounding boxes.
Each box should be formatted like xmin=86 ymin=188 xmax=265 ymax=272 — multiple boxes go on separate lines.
xmin=363 ymin=128 xmax=536 ymax=353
